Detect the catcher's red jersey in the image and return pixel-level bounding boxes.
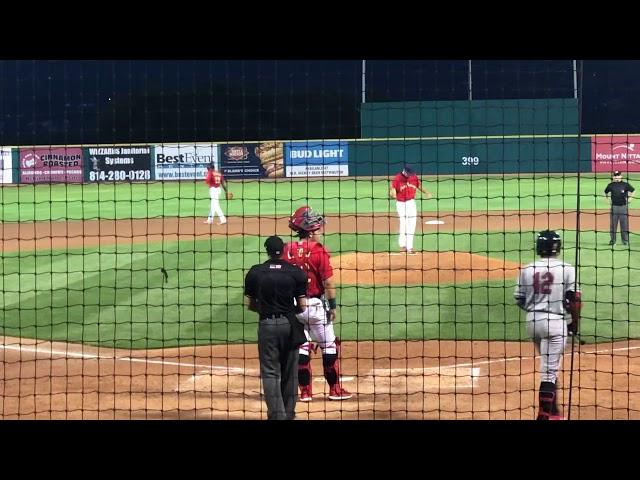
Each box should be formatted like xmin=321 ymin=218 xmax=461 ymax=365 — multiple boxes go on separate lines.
xmin=282 ymin=240 xmax=333 ymax=297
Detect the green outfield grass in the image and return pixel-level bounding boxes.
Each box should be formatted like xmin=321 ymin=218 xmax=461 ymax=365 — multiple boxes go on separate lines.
xmin=1 ymin=230 xmax=638 ymax=348
xmin=0 ymin=173 xmax=636 ymax=222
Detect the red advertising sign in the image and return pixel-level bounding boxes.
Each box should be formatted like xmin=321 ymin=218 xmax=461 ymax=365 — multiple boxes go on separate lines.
xmin=20 ymin=147 xmax=84 ymax=183
xmin=592 ymin=135 xmax=640 ymax=172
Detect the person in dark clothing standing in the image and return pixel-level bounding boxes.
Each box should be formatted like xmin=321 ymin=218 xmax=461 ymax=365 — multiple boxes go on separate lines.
xmin=604 ymin=171 xmax=635 ymax=246
xmin=244 ymin=236 xmax=308 ymax=420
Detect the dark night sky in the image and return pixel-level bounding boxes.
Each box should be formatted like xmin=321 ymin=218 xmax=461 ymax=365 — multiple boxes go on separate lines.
xmin=0 ymin=60 xmax=637 ymax=145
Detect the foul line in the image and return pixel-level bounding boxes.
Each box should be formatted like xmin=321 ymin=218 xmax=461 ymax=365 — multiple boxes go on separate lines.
xmin=0 ymin=343 xmax=247 ymax=373
xmin=446 ymin=344 xmax=640 ymax=371
xmin=3 ymin=342 xmax=640 ymax=378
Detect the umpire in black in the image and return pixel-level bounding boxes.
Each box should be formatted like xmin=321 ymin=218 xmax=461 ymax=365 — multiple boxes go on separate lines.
xmin=604 ymin=170 xmax=635 ymax=246
xmin=244 ymin=236 xmax=308 ymax=420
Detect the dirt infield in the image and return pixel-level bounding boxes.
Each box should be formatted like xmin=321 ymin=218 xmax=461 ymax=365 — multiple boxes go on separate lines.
xmin=1 ymin=209 xmax=639 ymax=419
xmin=0 ymin=209 xmax=630 ymax=253
xmin=1 ymin=336 xmax=639 ymax=419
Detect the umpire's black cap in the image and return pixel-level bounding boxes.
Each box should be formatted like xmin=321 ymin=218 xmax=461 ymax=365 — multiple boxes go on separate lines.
xmin=613 ymin=170 xmax=622 ymax=177
xmin=264 ymin=236 xmax=284 ymax=256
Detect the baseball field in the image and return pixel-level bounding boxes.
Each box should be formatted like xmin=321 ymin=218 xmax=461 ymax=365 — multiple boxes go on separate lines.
xmin=1 ymin=174 xmax=639 ymax=419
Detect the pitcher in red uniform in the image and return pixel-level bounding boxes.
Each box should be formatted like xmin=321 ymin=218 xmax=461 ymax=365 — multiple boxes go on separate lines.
xmin=204 ymin=163 xmax=229 ymax=225
xmin=281 ymin=206 xmax=352 ymax=401
xmin=389 ymin=165 xmax=432 ymax=253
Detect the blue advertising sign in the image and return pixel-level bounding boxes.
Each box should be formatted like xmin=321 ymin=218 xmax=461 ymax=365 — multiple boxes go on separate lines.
xmin=285 ymin=141 xmax=349 ymax=177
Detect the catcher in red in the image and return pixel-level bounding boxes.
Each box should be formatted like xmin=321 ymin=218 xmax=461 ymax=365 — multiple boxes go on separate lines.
xmin=280 ymin=206 xmax=352 ymax=401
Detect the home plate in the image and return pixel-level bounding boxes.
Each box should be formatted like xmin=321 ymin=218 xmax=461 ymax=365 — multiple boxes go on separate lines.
xmin=425 ymin=220 xmax=445 ymax=225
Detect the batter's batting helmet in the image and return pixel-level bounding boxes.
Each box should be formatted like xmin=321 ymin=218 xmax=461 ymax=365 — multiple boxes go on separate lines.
xmin=536 ymin=230 xmax=561 ymax=256
xmin=289 ymin=206 xmax=325 ymax=233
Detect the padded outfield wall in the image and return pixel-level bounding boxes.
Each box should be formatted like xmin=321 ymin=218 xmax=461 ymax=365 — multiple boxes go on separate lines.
xmin=354 ymin=98 xmax=591 ymax=176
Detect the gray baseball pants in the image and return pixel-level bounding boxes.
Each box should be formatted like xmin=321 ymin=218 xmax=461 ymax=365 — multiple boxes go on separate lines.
xmin=258 ymin=316 xmax=299 ymax=420
xmin=526 ymin=317 xmax=567 ymax=384
xmin=610 ymin=204 xmax=630 ymax=244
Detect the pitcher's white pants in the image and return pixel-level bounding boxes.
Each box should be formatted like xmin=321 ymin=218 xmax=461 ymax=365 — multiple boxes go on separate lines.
xmin=396 ymin=199 xmax=417 ymax=250
xmin=208 ymin=186 xmax=226 ymax=223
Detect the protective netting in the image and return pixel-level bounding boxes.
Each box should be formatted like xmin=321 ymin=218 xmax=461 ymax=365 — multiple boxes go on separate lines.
xmin=0 ymin=60 xmax=639 ymax=419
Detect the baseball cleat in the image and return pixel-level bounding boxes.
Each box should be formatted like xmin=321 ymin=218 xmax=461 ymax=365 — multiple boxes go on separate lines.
xmin=400 ymin=247 xmax=407 ymax=253
xmin=328 ymin=385 xmax=352 ymax=401
xmin=204 ymin=218 xmax=213 ymax=224
xmin=299 ymin=385 xmax=313 ymax=402
xmin=217 ymin=220 xmax=227 ymax=225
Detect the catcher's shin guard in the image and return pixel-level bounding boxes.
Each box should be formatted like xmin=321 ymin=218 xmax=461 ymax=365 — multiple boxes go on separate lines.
xmin=322 ymin=337 xmax=342 ymax=386
xmin=298 ymin=344 xmax=313 ymax=388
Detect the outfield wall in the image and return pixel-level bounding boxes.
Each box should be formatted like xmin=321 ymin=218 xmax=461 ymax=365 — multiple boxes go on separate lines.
xmin=3 ymin=135 xmax=639 ymax=183
xmin=360 ymin=99 xmax=579 ymax=138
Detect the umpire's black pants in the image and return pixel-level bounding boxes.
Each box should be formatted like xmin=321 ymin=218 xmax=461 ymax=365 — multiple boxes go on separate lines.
xmin=258 ymin=316 xmax=299 ymax=420
xmin=610 ymin=204 xmax=630 ymax=244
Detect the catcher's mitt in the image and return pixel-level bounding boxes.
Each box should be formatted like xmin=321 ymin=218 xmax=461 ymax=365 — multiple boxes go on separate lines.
xmin=226 ymin=191 xmax=233 ymax=200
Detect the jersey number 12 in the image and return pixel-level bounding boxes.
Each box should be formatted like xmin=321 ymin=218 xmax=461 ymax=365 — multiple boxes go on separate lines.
xmin=533 ymin=272 xmax=554 ymax=295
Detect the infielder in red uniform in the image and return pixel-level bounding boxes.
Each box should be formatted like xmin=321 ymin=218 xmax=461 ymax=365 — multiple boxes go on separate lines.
xmin=281 ymin=206 xmax=352 ymax=401
xmin=514 ymin=230 xmax=581 ymax=420
xmin=204 ymin=164 xmax=230 ymax=225
xmin=389 ymin=165 xmax=432 ymax=253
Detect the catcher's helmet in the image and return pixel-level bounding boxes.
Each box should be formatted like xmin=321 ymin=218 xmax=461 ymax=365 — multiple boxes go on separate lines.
xmin=536 ymin=230 xmax=561 ymax=256
xmin=289 ymin=206 xmax=325 ymax=233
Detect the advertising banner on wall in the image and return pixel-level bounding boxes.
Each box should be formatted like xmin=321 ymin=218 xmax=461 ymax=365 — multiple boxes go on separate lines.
xmin=285 ymin=141 xmax=349 ymax=177
xmin=154 ymin=144 xmax=218 ymax=180
xmin=1 ymin=148 xmax=12 ymax=183
xmin=219 ymin=142 xmax=285 ymax=179
xmin=19 ymin=147 xmax=84 ymax=183
xmin=86 ymin=145 xmax=152 ymax=182
xmin=592 ymin=135 xmax=640 ymax=172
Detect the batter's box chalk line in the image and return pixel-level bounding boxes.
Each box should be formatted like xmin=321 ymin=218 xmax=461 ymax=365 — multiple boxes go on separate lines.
xmin=360 ymin=366 xmax=480 ymax=393
xmin=175 ymin=371 xmax=355 ymax=393
xmin=425 ymin=220 xmax=445 ymax=225
xmin=174 ymin=367 xmax=259 ymax=392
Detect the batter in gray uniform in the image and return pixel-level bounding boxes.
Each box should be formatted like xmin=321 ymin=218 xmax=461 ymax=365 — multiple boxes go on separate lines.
xmin=514 ymin=230 xmax=582 ymax=420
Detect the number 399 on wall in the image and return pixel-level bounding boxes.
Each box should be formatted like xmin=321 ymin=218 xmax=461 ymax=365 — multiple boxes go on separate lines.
xmin=461 ymin=156 xmax=480 ymax=166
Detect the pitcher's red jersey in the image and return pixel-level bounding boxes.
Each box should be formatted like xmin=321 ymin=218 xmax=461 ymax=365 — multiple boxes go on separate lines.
xmin=392 ymin=172 xmax=420 ymax=202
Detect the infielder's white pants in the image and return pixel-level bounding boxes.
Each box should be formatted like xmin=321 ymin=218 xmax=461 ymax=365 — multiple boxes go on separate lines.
xmin=526 ymin=315 xmax=568 ymax=384
xmin=296 ymin=297 xmax=337 ymax=355
xmin=396 ymin=199 xmax=417 ymax=250
xmin=208 ymin=186 xmax=226 ymax=223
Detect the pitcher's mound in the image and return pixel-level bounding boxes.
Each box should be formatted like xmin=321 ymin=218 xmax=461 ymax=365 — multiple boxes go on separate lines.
xmin=333 ymin=251 xmax=521 ymax=285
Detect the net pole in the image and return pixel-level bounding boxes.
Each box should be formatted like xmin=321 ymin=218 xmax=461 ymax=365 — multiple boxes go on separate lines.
xmin=568 ymin=59 xmax=584 ymax=420
xmin=361 ymin=59 xmax=367 ymax=104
